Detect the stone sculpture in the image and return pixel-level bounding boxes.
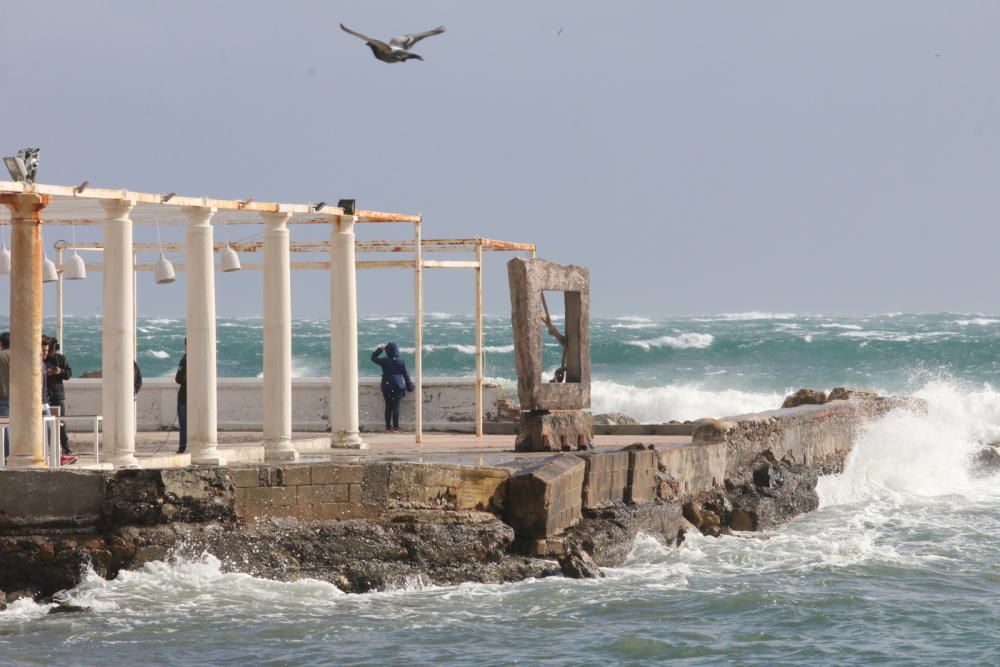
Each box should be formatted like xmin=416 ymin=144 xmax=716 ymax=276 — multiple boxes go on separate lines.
xmin=507 ymin=258 xmax=592 ymax=451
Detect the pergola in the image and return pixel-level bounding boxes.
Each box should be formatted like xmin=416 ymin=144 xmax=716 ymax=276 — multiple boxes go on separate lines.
xmin=0 ymin=180 xmax=534 ymax=468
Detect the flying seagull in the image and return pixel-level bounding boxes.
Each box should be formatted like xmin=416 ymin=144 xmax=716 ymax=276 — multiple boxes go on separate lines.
xmin=340 ymin=23 xmax=445 ymax=63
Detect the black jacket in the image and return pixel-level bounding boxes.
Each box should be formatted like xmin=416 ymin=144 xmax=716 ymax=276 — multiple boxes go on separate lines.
xmin=175 ymin=355 xmax=187 ymax=404
xmin=133 ymin=362 xmax=142 ymax=396
xmin=45 ymin=352 xmax=72 ymax=403
xmin=371 ymin=343 xmax=414 ymax=394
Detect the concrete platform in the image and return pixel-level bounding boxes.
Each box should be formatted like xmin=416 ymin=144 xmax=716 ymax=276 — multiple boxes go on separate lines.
xmin=61 ymin=430 xmax=693 ymax=469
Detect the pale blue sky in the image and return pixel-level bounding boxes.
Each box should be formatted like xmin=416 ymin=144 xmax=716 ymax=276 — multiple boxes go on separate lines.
xmin=2 ymin=1 xmax=999 ymax=317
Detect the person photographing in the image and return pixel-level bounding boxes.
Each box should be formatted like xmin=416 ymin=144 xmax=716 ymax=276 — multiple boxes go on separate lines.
xmin=370 ymin=341 xmax=414 ymax=432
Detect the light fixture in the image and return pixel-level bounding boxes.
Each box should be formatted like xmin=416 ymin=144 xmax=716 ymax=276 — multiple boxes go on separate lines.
xmin=3 ymin=148 xmax=39 ymax=183
xmin=337 ymin=199 xmax=356 ymax=215
xmin=220 ymin=244 xmax=241 ymax=272
xmin=154 ymin=254 xmax=176 ymax=284
xmin=162 ymin=192 xmax=176 ymax=202
xmin=75 ymin=180 xmax=89 ymax=194
xmin=314 ymin=201 xmax=327 ymax=212
xmin=63 ymin=250 xmax=86 ymax=280
xmin=42 ymin=255 xmax=58 ymax=282
xmin=153 ymin=216 xmax=175 ymax=284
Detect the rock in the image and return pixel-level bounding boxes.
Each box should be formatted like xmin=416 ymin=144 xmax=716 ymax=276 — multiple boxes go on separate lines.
xmin=592 ymin=412 xmax=639 ymax=426
xmin=691 ymin=418 xmax=731 ymax=444
xmin=563 ymin=503 xmax=685 ymax=567
xmin=781 ymin=389 xmax=828 ymax=409
xmin=682 ymin=501 xmax=703 ymax=527
xmin=493 ymin=398 xmax=521 ymax=423
xmin=0 ymin=591 xmax=6 ymax=612
xmin=558 ymin=545 xmax=603 ymax=579
xmin=971 ymin=445 xmax=1000 ymax=477
xmin=827 ymin=387 xmax=879 ymax=402
xmin=48 ymin=603 xmax=90 ymax=614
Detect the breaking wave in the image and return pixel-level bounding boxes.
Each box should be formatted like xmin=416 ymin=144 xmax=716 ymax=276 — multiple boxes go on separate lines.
xmin=591 ymin=380 xmax=781 ymax=422
xmin=626 ymin=333 xmax=714 ymax=351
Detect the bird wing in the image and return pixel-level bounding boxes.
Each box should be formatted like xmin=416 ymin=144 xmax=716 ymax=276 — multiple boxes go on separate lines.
xmin=340 ymin=23 xmax=391 ymax=50
xmin=389 ymin=26 xmax=445 ymax=50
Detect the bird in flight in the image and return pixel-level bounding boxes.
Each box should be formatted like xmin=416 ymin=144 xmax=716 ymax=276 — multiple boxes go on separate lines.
xmin=340 ymin=23 xmax=445 ymax=63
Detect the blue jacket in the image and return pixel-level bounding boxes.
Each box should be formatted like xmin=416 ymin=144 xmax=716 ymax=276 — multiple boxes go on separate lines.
xmin=371 ymin=342 xmax=414 ymax=394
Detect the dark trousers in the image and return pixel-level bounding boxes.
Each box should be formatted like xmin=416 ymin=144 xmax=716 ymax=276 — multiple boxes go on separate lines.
xmin=51 ymin=399 xmax=70 ymax=453
xmin=382 ymin=388 xmax=403 ymax=429
xmin=178 ymin=401 xmax=187 ymax=451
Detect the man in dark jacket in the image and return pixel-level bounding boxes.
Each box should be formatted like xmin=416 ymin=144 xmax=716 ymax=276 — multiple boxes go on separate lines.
xmin=371 ymin=341 xmax=414 ymax=432
xmin=44 ymin=336 xmax=73 ymax=455
xmin=175 ymin=343 xmax=187 ymax=454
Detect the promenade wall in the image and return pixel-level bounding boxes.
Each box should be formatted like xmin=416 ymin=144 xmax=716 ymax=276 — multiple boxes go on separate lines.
xmin=61 ymin=377 xmax=504 ymax=432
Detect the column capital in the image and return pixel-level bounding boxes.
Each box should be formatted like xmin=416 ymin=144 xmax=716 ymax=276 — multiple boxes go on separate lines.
xmin=261 ymin=211 xmax=293 ymax=230
xmin=334 ymin=215 xmax=357 ymax=233
xmin=101 ymin=199 xmax=135 ymax=219
xmin=182 ymin=206 xmax=217 ymax=224
xmin=0 ymin=193 xmax=51 ymax=218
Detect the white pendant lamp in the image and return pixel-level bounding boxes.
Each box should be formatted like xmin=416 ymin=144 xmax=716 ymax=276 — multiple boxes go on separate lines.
xmin=0 ymin=219 xmax=9 ymax=275
xmin=220 ymin=243 xmax=241 ymax=272
xmin=42 ymin=254 xmax=58 ymax=283
xmin=63 ymin=250 xmax=87 ymax=280
xmin=155 ymin=254 xmax=176 ymax=284
xmin=62 ymin=222 xmax=86 ymax=280
xmin=153 ymin=218 xmax=175 ymax=284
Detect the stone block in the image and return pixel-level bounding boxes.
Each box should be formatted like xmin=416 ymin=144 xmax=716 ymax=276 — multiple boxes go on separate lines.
xmin=348 ymin=484 xmax=363 ymax=505
xmin=575 ymin=451 xmax=629 ymax=508
xmin=507 ymin=258 xmax=591 ymax=411
xmin=626 ymin=449 xmax=657 ymax=504
xmin=503 ymin=455 xmax=585 ymax=539
xmin=455 ymin=467 xmax=508 ymax=512
xmin=310 ymin=463 xmax=365 ymax=486
xmin=276 ymin=465 xmax=312 ymax=486
xmin=229 ymin=467 xmax=262 ymax=489
xmin=516 ymin=410 xmax=593 ymax=452
xmin=245 ymin=485 xmax=296 ymax=507
xmin=0 ymin=470 xmax=106 ymax=528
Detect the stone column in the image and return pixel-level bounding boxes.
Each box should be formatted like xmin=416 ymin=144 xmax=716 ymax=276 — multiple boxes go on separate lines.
xmin=184 ymin=206 xmax=225 ymax=465
xmin=262 ymin=211 xmax=296 ymax=461
xmin=101 ymin=200 xmax=138 ymax=468
xmin=1 ymin=193 xmax=49 ymax=467
xmin=329 ymin=215 xmax=365 ymax=448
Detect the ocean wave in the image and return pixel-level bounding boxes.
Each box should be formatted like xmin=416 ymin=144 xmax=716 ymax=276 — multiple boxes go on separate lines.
xmin=626 ymin=333 xmax=714 ymax=351
xmin=954 ymin=318 xmax=999 ymax=326
xmin=692 ymin=312 xmax=797 ymax=322
xmin=611 ymin=322 xmax=658 ymax=330
xmin=147 ymin=350 xmax=170 ymax=359
xmin=591 ymin=380 xmax=781 ymax=422
xmin=819 ymin=323 xmax=863 ymax=330
xmin=839 ymin=330 xmax=951 ymax=342
xmin=398 ymin=344 xmax=515 ymax=355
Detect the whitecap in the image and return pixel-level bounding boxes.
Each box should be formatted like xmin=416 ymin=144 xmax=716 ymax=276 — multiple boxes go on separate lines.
xmin=590 ymin=380 xmax=781 ymax=422
xmin=147 ymin=350 xmax=170 ymax=359
xmin=627 ymin=333 xmax=714 ymax=351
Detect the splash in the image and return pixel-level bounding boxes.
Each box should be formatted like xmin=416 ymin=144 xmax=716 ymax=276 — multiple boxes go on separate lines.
xmin=591 ymin=380 xmax=780 ymax=422
xmin=627 ymin=333 xmax=714 ymax=351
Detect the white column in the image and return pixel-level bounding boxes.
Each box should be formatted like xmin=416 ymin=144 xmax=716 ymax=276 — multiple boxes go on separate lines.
xmin=262 ymin=211 xmax=296 ymax=461
xmin=101 ymin=200 xmax=137 ymax=468
xmin=475 ymin=243 xmax=483 ymax=438
xmin=185 ymin=206 xmax=225 ymax=465
xmin=1 ymin=193 xmax=48 ymax=467
xmin=414 ymin=220 xmax=423 ymax=444
xmin=329 ymin=215 xmax=365 ymax=449
xmin=55 ymin=245 xmax=64 ymax=355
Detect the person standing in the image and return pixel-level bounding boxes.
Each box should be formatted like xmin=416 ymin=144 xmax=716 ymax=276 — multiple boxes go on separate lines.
xmin=44 ymin=336 xmax=73 ymax=456
xmin=0 ymin=332 xmax=9 ymax=461
xmin=174 ymin=342 xmax=187 ymax=454
xmin=370 ymin=341 xmax=414 ymax=432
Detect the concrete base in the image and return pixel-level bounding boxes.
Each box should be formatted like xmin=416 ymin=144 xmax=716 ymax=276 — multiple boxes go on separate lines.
xmin=515 ymin=410 xmax=593 ymax=452
xmin=264 ymin=442 xmax=300 ymax=463
xmin=331 ymin=433 xmax=369 ymax=450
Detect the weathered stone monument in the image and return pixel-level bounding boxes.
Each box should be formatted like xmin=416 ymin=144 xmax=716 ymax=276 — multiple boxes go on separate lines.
xmin=507 ymin=258 xmax=593 ymax=451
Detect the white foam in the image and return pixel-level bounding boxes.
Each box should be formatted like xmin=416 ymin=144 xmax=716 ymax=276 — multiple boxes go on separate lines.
xmin=147 ymin=350 xmax=170 ymax=359
xmin=819 ymin=323 xmax=863 ymax=330
xmin=591 ymin=380 xmax=780 ymax=422
xmin=693 ymin=312 xmax=797 ymax=322
xmin=627 ymin=333 xmax=714 ymax=351
xmin=954 ymin=318 xmax=999 ymax=326
xmin=398 ymin=344 xmax=515 ymax=355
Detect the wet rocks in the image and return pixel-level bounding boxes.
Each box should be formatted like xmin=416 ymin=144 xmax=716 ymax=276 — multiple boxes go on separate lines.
xmin=781 ymin=389 xmax=828 ymax=409
xmin=592 ymin=412 xmax=639 ymax=426
xmin=48 ymin=603 xmax=90 ymax=614
xmin=971 ymin=444 xmax=1000 ymax=477
xmin=558 ymin=543 xmax=603 ymax=579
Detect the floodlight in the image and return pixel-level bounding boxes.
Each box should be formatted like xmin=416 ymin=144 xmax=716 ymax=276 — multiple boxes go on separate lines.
xmin=162 ymin=192 xmax=176 ymax=202
xmin=154 ymin=254 xmax=176 ymax=284
xmin=220 ymin=244 xmax=241 ymax=272
xmin=314 ymin=202 xmax=327 ymax=212
xmin=62 ymin=251 xmax=87 ymax=280
xmin=4 ymin=156 xmax=26 ymax=182
xmin=75 ymin=180 xmax=89 ymax=194
xmin=337 ymin=199 xmax=356 ymax=215
xmin=42 ymin=255 xmax=58 ymax=283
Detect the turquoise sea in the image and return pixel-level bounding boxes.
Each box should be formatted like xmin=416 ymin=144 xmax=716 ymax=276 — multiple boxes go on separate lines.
xmin=2 ymin=312 xmax=999 ymax=664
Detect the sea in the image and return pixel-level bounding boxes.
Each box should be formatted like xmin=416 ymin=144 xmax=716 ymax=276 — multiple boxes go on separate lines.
xmin=2 ymin=312 xmax=999 ymax=665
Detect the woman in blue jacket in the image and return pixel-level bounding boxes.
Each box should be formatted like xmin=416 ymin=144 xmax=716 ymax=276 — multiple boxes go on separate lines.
xmin=371 ymin=341 xmax=414 ymax=432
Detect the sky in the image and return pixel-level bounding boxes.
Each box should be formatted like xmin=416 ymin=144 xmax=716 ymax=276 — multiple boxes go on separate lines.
xmin=2 ymin=1 xmax=1000 ymax=318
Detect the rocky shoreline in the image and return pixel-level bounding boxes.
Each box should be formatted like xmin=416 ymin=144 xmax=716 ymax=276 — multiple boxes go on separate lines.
xmin=0 ymin=389 xmax=923 ymax=609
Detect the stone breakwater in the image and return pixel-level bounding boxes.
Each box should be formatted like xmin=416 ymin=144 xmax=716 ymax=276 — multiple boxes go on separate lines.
xmin=0 ymin=392 xmax=923 ymax=606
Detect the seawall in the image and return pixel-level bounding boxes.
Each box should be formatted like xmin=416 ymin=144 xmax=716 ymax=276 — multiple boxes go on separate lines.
xmin=62 ymin=377 xmax=504 ymax=432
xmin=0 ymin=392 xmax=921 ymax=604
